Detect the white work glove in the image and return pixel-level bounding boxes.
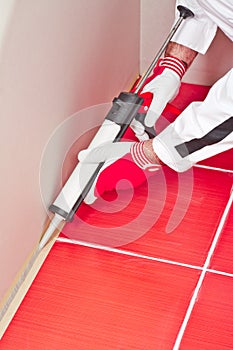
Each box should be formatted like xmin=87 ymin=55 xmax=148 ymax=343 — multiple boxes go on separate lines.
xmin=131 ymin=56 xmax=187 ymax=140
xmin=78 ymin=141 xmax=160 ymax=204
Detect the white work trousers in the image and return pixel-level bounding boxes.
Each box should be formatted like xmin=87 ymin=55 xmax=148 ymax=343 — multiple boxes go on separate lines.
xmin=152 ymin=68 xmax=233 ymax=172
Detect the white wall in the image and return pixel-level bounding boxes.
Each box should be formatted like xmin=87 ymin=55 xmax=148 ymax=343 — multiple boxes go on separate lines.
xmin=140 ymin=0 xmax=233 ymax=85
xmin=0 ymin=0 xmax=140 ymax=300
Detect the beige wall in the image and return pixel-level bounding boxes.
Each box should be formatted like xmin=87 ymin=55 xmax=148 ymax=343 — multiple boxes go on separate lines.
xmin=0 ymin=0 xmax=140 ymax=300
xmin=140 ymin=0 xmax=233 ymax=85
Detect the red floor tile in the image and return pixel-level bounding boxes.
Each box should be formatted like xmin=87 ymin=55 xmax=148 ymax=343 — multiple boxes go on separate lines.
xmin=172 ymin=83 xmax=210 ymax=112
xmin=210 ymin=204 xmax=233 ymax=274
xmin=179 ymin=273 xmax=233 ymax=349
xmin=61 ymin=167 xmax=233 ymax=267
xmin=198 ymin=149 xmax=233 ymax=171
xmin=0 ymin=243 xmax=200 ymax=350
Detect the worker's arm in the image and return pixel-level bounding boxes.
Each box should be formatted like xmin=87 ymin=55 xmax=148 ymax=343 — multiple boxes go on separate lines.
xmin=165 ymin=42 xmax=197 ymax=68
xmin=131 ymin=0 xmax=218 ymax=141
xmin=131 ymin=42 xmax=198 ymax=140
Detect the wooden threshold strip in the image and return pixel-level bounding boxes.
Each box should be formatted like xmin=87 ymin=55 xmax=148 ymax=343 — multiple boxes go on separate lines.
xmin=0 ymin=220 xmax=63 ymax=339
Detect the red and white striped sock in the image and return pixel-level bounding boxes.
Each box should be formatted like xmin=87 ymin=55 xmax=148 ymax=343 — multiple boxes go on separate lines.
xmin=160 ymin=56 xmax=187 ymax=79
xmin=130 ymin=142 xmax=160 ymax=171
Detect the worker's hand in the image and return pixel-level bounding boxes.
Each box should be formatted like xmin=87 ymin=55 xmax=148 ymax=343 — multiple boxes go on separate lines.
xmin=78 ymin=141 xmax=160 ymax=204
xmin=131 ymin=56 xmax=186 ymax=140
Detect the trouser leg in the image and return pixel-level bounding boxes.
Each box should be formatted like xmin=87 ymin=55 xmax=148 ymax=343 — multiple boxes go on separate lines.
xmin=153 ymin=69 xmax=233 ymax=172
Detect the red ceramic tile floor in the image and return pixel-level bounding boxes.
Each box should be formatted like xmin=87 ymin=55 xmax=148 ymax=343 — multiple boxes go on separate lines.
xmin=0 ymin=242 xmax=200 ymax=350
xmin=122 ymin=168 xmax=233 ymax=265
xmin=210 ymin=204 xmax=233 ymax=274
xmin=179 ymin=273 xmax=233 ymax=349
xmin=1 ymin=172 xmax=232 ymax=349
xmin=61 ymin=166 xmax=233 ymax=267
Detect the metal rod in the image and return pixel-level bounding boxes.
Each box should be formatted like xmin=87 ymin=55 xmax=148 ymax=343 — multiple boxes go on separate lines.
xmin=135 ymin=16 xmax=183 ymax=93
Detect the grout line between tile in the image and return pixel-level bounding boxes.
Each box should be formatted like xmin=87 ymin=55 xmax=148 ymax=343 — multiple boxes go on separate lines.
xmin=56 ymin=237 xmax=233 ymax=278
xmin=206 ymin=268 xmax=233 ymax=278
xmin=194 ymin=164 xmax=233 ymax=173
xmin=56 ymin=237 xmax=203 ymax=271
xmin=173 ymin=189 xmax=233 ymax=350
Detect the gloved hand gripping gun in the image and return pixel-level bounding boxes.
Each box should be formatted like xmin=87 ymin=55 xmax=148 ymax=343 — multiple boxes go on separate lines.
xmin=39 ymin=5 xmax=194 ymax=250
